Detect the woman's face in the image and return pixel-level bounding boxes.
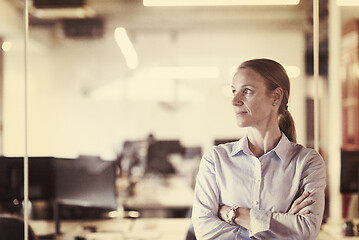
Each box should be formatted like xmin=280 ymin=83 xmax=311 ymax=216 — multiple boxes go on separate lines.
xmin=231 ymin=68 xmax=278 ymax=129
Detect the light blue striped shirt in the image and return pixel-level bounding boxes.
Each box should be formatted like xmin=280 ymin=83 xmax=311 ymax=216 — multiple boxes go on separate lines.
xmin=192 ymin=133 xmax=326 ymax=240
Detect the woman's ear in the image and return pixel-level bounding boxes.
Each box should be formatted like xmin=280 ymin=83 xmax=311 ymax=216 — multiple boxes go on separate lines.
xmin=272 ymin=87 xmax=284 ymax=106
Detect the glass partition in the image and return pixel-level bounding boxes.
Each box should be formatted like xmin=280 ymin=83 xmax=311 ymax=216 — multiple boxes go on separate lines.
xmin=19 ymin=2 xmax=311 ymax=158
xmin=0 ymin=0 xmax=26 ymax=211
xmin=4 ymin=0 xmax=355 ymax=238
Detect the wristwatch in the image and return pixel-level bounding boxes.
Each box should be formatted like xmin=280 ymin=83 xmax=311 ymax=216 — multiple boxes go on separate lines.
xmin=225 ymin=206 xmax=239 ymax=225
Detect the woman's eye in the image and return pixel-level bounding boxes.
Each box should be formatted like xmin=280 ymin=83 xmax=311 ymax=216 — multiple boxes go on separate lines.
xmin=232 ymin=89 xmax=236 ymax=96
xmin=243 ymin=89 xmax=252 ymax=94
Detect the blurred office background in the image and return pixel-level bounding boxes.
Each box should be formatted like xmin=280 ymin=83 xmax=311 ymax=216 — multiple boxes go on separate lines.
xmin=0 ymin=0 xmax=359 ymax=239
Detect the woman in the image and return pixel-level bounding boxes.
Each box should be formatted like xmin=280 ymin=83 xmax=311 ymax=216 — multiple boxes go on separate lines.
xmin=192 ymin=59 xmax=326 ymax=239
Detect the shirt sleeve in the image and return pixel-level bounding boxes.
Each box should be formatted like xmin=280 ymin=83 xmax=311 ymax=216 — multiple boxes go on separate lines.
xmin=249 ymin=150 xmax=327 ymax=240
xmin=191 ymin=150 xmax=240 ymax=240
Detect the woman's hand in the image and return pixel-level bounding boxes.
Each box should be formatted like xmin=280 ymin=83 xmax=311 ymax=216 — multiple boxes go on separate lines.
xmin=218 ymin=205 xmax=231 ymax=221
xmin=288 ymin=190 xmax=314 ymax=215
xmin=218 ymin=205 xmax=250 ymax=229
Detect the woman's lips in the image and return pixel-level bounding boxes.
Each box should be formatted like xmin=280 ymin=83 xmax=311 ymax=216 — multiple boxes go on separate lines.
xmin=235 ymin=111 xmax=247 ymax=116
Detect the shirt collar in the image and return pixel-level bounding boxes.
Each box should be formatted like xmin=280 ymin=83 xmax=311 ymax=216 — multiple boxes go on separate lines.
xmin=231 ymin=132 xmax=291 ymax=161
xmin=231 ymin=134 xmax=249 ymax=156
xmin=271 ymin=133 xmax=291 ymax=161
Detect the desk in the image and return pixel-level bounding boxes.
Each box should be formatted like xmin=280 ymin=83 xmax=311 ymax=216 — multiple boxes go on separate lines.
xmin=318 ymin=219 xmax=359 ymax=240
xmin=31 ymin=217 xmax=359 ymax=240
xmin=124 ymin=175 xmax=193 ymax=217
xmin=30 ymin=218 xmax=191 ymax=240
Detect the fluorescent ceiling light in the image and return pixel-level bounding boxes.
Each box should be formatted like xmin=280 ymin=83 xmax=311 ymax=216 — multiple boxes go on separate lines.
xmin=337 ymin=0 xmax=359 ymax=6
xmin=91 ymin=66 xmax=219 ymax=101
xmin=114 ymin=27 xmax=138 ymax=69
xmin=144 ymin=0 xmax=299 ymax=7
xmin=29 ymin=6 xmax=96 ymax=19
xmin=148 ymin=66 xmax=220 ymax=79
xmin=90 ymin=76 xmax=204 ymax=102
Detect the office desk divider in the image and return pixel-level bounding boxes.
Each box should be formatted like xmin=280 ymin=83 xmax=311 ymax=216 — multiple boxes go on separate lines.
xmin=0 ymin=155 xmax=118 ymax=238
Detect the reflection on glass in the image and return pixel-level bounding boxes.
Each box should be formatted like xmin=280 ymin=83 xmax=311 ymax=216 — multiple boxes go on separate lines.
xmin=2 ymin=0 xmax=350 ymax=238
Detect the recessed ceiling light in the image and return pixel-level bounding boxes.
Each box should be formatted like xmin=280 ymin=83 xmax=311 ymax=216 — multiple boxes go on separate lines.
xmin=143 ymin=0 xmax=300 ymax=7
xmin=2 ymin=41 xmax=12 ymax=52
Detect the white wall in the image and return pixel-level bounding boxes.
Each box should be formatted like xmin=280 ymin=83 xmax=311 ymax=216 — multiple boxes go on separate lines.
xmin=2 ymin=26 xmax=306 ymax=159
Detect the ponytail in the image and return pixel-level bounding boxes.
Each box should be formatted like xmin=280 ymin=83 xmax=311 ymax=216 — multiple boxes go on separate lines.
xmin=278 ymin=109 xmax=297 ymax=143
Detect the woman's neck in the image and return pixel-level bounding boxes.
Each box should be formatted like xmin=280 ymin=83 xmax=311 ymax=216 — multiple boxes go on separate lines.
xmin=247 ymin=126 xmax=282 ymax=158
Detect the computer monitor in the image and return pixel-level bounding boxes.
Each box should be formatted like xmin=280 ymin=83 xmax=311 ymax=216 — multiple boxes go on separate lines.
xmin=340 ymin=150 xmax=359 ymax=193
xmin=214 ymin=138 xmax=238 ymax=145
xmin=54 ymin=156 xmax=117 ymax=210
xmin=0 ymin=156 xmax=22 ymax=202
xmin=0 ymin=155 xmax=118 ymax=236
xmin=0 ymin=156 xmax=55 ymax=202
xmin=146 ymin=140 xmax=185 ymax=175
xmin=53 ymin=156 xmax=117 ymax=235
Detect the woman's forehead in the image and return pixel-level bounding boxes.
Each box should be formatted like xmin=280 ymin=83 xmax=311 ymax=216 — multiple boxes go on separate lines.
xmin=232 ymin=68 xmax=266 ymax=87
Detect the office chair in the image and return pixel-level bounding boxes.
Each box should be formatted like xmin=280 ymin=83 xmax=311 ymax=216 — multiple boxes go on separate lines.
xmin=0 ymin=214 xmax=38 ymax=240
xmin=185 ymin=223 xmax=196 ymax=240
xmin=185 ymin=206 xmax=196 ymax=240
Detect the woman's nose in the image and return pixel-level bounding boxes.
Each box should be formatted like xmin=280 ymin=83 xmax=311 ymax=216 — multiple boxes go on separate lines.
xmin=232 ymin=94 xmax=243 ymax=106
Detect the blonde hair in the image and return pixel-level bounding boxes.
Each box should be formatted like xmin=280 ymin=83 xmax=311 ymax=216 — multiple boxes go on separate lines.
xmin=238 ymin=58 xmax=297 ymax=143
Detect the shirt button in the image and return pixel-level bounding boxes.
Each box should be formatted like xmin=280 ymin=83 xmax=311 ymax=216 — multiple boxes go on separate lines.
xmin=256 ymin=179 xmax=260 ymax=183
xmin=254 ymin=201 xmax=259 ymax=205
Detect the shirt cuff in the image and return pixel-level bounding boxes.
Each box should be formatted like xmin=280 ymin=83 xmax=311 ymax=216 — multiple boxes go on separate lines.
xmin=249 ymin=208 xmax=271 ymax=237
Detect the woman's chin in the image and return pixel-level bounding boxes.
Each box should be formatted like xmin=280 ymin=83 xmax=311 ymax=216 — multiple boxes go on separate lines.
xmin=236 ymin=121 xmax=249 ymax=128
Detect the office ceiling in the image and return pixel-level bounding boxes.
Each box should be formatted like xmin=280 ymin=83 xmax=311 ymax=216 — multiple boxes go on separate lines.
xmin=1 ymin=0 xmax=335 ymax=97
xmin=2 ymin=0 xmax=336 ymax=57
xmin=6 ymin=0 xmax=359 ymax=91
xmin=5 ymin=0 xmax=320 ymax=43
xmin=7 ymin=0 xmax=359 ymax=53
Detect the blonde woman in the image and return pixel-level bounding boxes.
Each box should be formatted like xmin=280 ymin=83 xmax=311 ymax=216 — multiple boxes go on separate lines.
xmin=192 ymin=59 xmax=326 ymax=240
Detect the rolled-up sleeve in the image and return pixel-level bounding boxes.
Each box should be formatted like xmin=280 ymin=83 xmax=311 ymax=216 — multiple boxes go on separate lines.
xmin=192 ymin=151 xmax=240 ymax=239
xmin=249 ymin=151 xmax=326 ymax=240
